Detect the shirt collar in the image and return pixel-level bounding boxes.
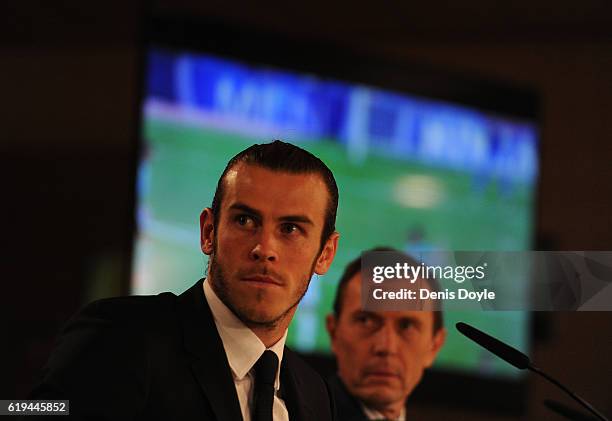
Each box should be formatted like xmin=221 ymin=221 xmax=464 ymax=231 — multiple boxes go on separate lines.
xmin=361 ymin=403 xmax=406 ymax=421
xmin=203 ymin=278 xmax=287 ymax=390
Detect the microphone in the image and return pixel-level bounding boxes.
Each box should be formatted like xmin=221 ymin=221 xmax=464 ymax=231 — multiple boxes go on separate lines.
xmin=544 ymin=399 xmax=601 ymax=421
xmin=456 ymin=322 xmax=609 ymax=421
xmin=456 ymin=321 xmax=530 ymax=369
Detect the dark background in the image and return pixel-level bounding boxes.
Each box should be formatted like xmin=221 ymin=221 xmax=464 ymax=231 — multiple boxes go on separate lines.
xmin=3 ymin=1 xmax=612 ymax=419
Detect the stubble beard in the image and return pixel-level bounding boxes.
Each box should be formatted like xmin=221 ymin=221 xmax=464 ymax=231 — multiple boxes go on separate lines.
xmin=207 ymin=237 xmax=319 ymax=330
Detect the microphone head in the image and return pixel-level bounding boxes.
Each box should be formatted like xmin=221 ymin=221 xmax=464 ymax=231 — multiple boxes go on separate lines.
xmin=456 ymin=322 xmax=531 ymax=370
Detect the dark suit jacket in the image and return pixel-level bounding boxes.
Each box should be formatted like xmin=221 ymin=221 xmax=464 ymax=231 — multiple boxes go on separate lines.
xmin=30 ymin=279 xmax=335 ymax=420
xmin=327 ymin=375 xmax=369 ymax=421
xmin=328 ymin=374 xmax=411 ymax=421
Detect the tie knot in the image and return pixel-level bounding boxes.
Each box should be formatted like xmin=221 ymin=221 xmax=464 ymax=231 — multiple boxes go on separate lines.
xmin=254 ymin=350 xmax=278 ymax=386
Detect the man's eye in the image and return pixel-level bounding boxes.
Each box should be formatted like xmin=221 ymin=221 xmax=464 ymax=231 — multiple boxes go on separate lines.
xmin=355 ymin=314 xmax=376 ymax=328
xmin=398 ymin=319 xmax=413 ymax=331
xmin=235 ymin=215 xmax=254 ymax=227
xmin=280 ymin=223 xmax=299 ymax=235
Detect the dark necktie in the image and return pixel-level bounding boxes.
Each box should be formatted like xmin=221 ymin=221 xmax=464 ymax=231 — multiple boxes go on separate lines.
xmin=253 ymin=350 xmax=279 ymax=421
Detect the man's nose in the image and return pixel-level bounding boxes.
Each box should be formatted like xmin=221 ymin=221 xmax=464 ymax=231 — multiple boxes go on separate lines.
xmin=249 ymin=227 xmax=278 ymax=262
xmin=372 ymin=323 xmax=400 ymax=355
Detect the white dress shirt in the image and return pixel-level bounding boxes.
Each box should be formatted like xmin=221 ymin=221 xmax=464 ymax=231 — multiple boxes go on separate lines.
xmin=203 ymin=279 xmax=290 ymax=421
xmin=361 ymin=403 xmax=406 ymax=421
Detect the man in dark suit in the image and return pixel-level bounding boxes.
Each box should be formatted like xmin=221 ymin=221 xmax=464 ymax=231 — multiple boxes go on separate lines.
xmin=325 ymin=250 xmax=446 ymax=421
xmin=30 ymin=140 xmax=340 ymax=420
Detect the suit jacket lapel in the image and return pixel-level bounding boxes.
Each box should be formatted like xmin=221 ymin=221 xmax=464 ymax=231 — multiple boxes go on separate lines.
xmin=178 ymin=278 xmax=243 ymax=421
xmin=280 ymin=350 xmax=316 ymax=421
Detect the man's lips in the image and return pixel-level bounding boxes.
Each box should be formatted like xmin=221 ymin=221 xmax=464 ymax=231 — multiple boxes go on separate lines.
xmin=241 ymin=275 xmax=283 ymax=286
xmin=363 ymin=369 xmax=400 ymax=379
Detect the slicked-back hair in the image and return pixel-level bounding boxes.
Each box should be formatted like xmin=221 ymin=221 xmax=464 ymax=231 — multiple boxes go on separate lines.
xmin=332 ymin=247 xmax=444 ymax=333
xmin=210 ymin=140 xmax=339 ymax=250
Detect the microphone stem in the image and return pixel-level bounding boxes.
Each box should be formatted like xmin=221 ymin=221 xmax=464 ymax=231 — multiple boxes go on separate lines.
xmin=528 ymin=364 xmax=609 ymax=421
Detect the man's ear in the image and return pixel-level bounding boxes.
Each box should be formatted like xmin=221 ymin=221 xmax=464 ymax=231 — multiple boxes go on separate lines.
xmin=425 ymin=327 xmax=447 ymax=368
xmin=200 ymin=208 xmax=215 ymax=255
xmin=325 ymin=314 xmax=337 ymax=351
xmin=314 ymin=232 xmax=339 ymax=275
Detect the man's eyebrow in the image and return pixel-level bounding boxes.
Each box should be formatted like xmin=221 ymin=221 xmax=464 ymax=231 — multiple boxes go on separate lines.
xmin=279 ymin=215 xmax=313 ymax=225
xmin=353 ymin=310 xmax=381 ymax=319
xmin=227 ymin=203 xmax=313 ymax=225
xmin=398 ymin=315 xmax=422 ymax=326
xmin=228 ymin=203 xmax=262 ymax=219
